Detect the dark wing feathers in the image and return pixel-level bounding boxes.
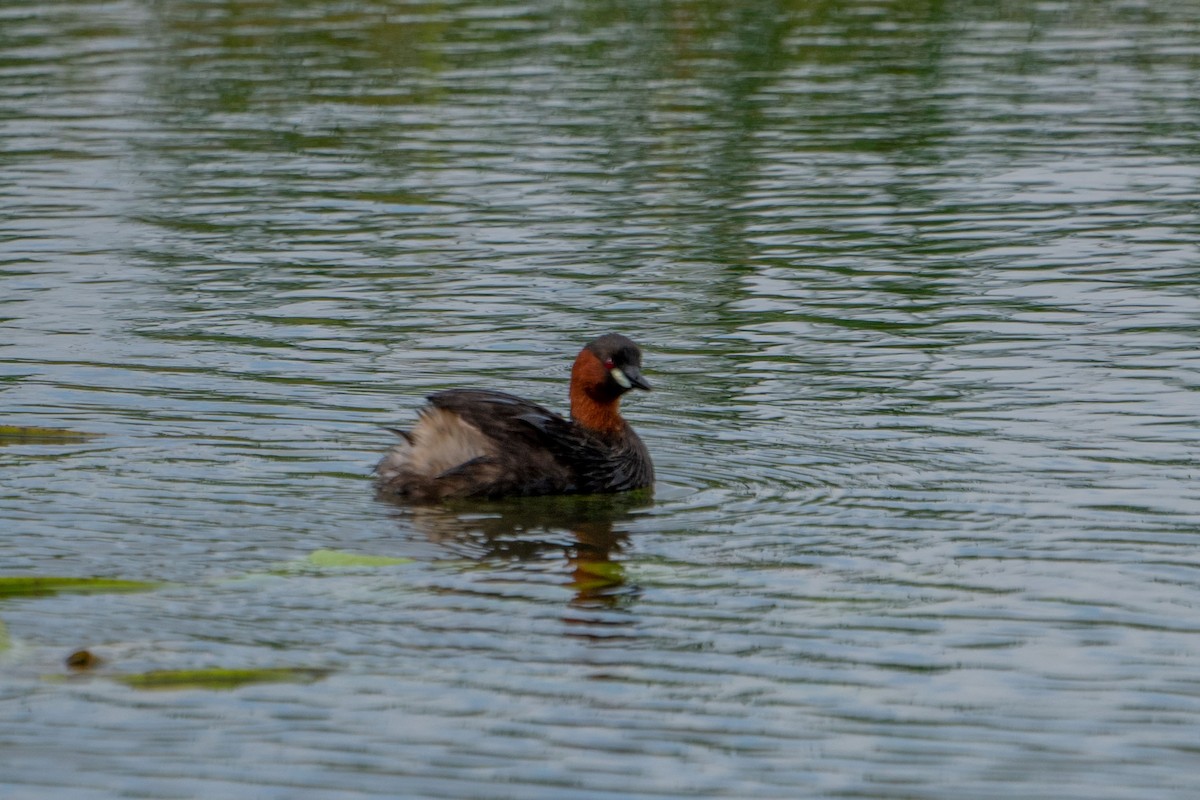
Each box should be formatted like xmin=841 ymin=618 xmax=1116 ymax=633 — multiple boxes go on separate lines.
xmin=513 ymin=403 xmax=652 ymax=493
xmin=423 ymin=388 xmax=652 ymax=496
xmin=428 ymin=389 xmax=565 ymax=442
xmin=423 ymin=389 xmax=577 ymax=496
xmin=429 ymin=389 xmax=594 ymax=455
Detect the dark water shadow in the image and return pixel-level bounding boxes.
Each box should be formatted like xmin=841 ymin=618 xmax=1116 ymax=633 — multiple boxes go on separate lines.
xmin=376 ymin=490 xmax=653 ymax=615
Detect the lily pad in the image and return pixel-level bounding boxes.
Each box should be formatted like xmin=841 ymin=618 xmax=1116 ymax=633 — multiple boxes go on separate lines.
xmin=0 ymin=425 xmax=99 ymax=444
xmin=569 ymin=559 xmax=628 ymax=594
xmin=254 ymin=549 xmax=416 ymax=579
xmin=115 ymin=666 xmax=330 ymax=691
xmin=0 ymin=576 xmax=161 ymax=598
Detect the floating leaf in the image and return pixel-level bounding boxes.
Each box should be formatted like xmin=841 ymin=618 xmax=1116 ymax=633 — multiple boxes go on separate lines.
xmin=0 ymin=576 xmax=161 ymax=598
xmin=272 ymin=551 xmax=417 ymax=575
xmin=569 ymin=559 xmax=628 ymax=594
xmin=0 ymin=425 xmax=99 ymax=444
xmin=573 ymin=560 xmax=625 ymax=583
xmin=115 ymin=667 xmax=330 ymax=691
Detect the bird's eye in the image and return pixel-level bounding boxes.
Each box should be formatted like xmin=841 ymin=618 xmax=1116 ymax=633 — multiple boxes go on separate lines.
xmin=604 ymin=358 xmax=615 ymax=369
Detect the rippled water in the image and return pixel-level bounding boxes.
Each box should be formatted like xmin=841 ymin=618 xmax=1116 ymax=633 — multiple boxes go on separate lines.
xmin=3 ymin=0 xmax=1200 ymax=797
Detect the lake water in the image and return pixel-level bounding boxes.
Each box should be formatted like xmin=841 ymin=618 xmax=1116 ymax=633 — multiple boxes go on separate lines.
xmin=3 ymin=0 xmax=1200 ymax=797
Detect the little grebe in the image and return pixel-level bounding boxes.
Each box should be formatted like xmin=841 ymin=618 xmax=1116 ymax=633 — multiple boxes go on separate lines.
xmin=375 ymin=333 xmax=654 ymax=502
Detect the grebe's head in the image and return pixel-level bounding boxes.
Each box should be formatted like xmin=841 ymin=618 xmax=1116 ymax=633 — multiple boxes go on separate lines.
xmin=577 ymin=333 xmax=651 ymax=398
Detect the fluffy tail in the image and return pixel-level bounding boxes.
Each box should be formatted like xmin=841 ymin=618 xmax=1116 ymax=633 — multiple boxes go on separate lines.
xmin=374 ymin=409 xmax=494 ymax=501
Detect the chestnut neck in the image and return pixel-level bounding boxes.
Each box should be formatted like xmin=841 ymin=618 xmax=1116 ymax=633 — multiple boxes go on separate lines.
xmin=569 ymin=349 xmax=626 ymax=435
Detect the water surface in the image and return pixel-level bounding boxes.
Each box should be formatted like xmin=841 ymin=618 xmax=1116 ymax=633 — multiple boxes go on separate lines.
xmin=3 ymin=0 xmax=1200 ymax=797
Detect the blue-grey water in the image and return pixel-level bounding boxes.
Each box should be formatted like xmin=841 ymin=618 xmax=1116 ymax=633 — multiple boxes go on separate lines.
xmin=3 ymin=0 xmax=1200 ymax=797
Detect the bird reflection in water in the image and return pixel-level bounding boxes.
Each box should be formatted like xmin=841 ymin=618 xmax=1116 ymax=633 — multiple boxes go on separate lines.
xmin=377 ymin=490 xmax=653 ymax=621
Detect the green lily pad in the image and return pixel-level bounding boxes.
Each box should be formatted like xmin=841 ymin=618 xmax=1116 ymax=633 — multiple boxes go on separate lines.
xmin=0 ymin=576 xmax=161 ymax=598
xmin=0 ymin=425 xmax=99 ymax=444
xmin=115 ymin=666 xmax=330 ymax=691
xmin=573 ymin=560 xmax=625 ymax=582
xmin=569 ymin=559 xmax=628 ymax=593
xmin=298 ymin=549 xmax=414 ymax=569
